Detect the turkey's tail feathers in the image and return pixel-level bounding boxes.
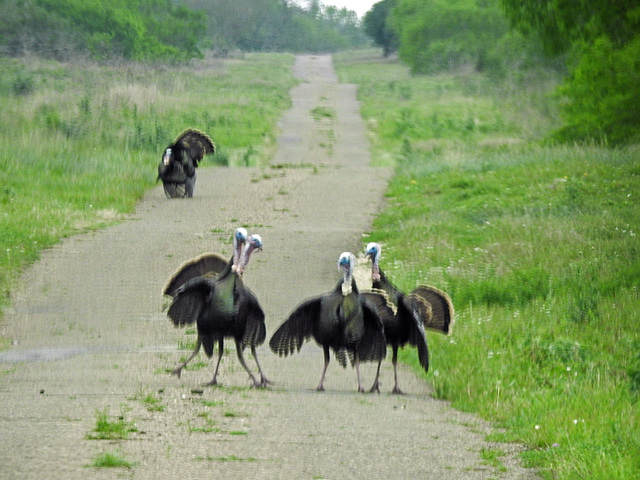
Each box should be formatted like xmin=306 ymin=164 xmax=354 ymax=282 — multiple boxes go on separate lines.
xmin=163 ymin=253 xmax=229 ymax=297
xmin=411 ymin=285 xmax=454 ymax=334
xmin=173 ymin=128 xmax=215 ymax=166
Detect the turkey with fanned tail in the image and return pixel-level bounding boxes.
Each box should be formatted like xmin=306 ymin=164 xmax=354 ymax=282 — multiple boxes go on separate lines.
xmin=364 ymin=242 xmax=454 ymax=394
xmin=165 ymin=228 xmax=270 ymax=387
xmin=157 ymin=128 xmax=215 ymax=198
xmin=269 ymin=252 xmax=394 ymax=392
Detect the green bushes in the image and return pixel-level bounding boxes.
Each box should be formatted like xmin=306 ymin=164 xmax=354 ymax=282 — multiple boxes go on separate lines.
xmin=0 ymin=0 xmax=206 ymax=61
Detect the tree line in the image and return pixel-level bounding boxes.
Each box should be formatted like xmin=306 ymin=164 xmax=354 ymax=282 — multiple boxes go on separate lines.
xmin=0 ymin=0 xmax=366 ymax=61
xmin=364 ymin=0 xmax=639 ymax=145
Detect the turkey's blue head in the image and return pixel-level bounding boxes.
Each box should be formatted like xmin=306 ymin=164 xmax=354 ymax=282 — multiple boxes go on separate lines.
xmin=365 ymin=242 xmax=382 ymax=282
xmin=232 ymin=228 xmax=249 ymax=271
xmin=338 ymin=252 xmax=355 ymax=295
xmin=247 ymin=234 xmax=263 ymax=251
xmin=364 ymin=242 xmax=381 ymax=261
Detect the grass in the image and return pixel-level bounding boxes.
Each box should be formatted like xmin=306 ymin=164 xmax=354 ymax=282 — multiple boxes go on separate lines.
xmin=133 ymin=391 xmax=165 ymax=412
xmin=334 ymin=50 xmax=640 ymax=479
xmin=90 ymin=450 xmax=134 ymax=469
xmin=86 ymin=407 xmax=137 ymax=440
xmin=0 ymin=52 xmax=296 ymax=325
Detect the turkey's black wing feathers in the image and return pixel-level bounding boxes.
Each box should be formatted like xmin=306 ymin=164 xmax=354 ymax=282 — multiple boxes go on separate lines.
xmin=358 ymin=292 xmax=393 ymax=362
xmin=163 ymin=253 xmax=230 ymax=297
xmin=239 ymin=286 xmax=266 ymax=347
xmin=269 ymin=298 xmax=321 ymax=357
xmin=167 ymin=276 xmax=213 ymax=326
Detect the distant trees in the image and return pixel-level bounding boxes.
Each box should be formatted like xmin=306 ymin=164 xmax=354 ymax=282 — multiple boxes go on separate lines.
xmin=185 ymin=0 xmax=366 ymax=54
xmin=363 ymin=0 xmax=398 ymax=57
xmin=0 ymin=0 xmax=367 ymax=61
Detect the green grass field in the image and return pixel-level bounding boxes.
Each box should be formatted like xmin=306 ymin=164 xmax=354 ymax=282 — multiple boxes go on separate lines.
xmin=1 ymin=50 xmax=638 ymax=478
xmin=334 ymin=50 xmax=639 ymax=479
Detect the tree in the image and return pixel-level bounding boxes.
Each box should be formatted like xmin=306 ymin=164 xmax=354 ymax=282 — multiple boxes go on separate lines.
xmin=363 ymin=0 xmax=398 ymax=57
xmin=500 ymin=0 xmax=639 ymax=54
xmin=391 ymin=0 xmax=509 ymax=74
xmin=0 ymin=0 xmax=207 ymax=61
xmin=500 ymin=0 xmax=640 ymax=144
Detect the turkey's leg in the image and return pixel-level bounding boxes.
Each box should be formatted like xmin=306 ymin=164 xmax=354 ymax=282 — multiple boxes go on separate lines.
xmin=316 ymin=346 xmax=331 ymax=391
xmin=355 ymin=354 xmax=365 ymax=393
xmin=172 ymin=337 xmax=201 ymax=378
xmin=369 ymin=359 xmax=382 ymax=393
xmin=251 ymin=345 xmax=271 ymax=387
xmin=205 ymin=338 xmax=224 ymax=386
xmin=391 ymin=346 xmax=403 ymax=394
xmin=235 ymin=340 xmax=261 ymax=388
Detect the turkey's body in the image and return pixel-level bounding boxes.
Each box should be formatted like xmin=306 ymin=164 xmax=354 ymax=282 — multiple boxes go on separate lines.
xmin=365 ymin=242 xmax=454 ymax=394
xmin=269 ymin=252 xmax=392 ymax=392
xmin=165 ymin=230 xmax=268 ymax=387
xmin=158 ymin=128 xmax=214 ymax=198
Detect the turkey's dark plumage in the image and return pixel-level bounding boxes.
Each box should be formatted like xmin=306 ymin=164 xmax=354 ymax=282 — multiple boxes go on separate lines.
xmin=269 ymin=252 xmax=393 ymax=392
xmin=163 ymin=252 xmax=229 ymax=298
xmin=157 ymin=128 xmax=215 ymax=198
xmin=165 ymin=228 xmax=269 ymax=387
xmin=365 ymin=242 xmax=454 ymax=394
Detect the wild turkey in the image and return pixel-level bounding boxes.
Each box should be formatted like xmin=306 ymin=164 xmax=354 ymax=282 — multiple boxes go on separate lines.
xmin=165 ymin=228 xmax=270 ymax=387
xmin=269 ymin=252 xmax=393 ymax=392
xmin=162 ymin=229 xmax=245 ymax=373
xmin=364 ymin=242 xmax=454 ymax=394
xmin=158 ymin=128 xmax=215 ymax=198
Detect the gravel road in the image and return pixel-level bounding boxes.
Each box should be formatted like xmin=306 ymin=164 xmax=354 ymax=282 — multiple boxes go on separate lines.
xmin=0 ymin=55 xmax=538 ymax=479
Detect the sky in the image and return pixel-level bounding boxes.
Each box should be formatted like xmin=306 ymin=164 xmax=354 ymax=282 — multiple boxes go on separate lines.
xmin=295 ymin=0 xmax=378 ymax=20
xmin=325 ymin=0 xmax=377 ymax=19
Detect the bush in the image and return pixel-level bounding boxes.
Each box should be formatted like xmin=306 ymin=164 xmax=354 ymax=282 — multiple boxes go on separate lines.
xmin=553 ymin=35 xmax=640 ymax=145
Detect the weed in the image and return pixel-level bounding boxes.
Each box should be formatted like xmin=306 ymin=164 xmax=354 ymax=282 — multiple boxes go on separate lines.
xmin=310 ymin=106 xmax=336 ymax=120
xmin=134 ymin=392 xmax=165 ymax=412
xmin=90 ymin=450 xmax=134 ymax=469
xmin=86 ymin=407 xmax=137 ymax=440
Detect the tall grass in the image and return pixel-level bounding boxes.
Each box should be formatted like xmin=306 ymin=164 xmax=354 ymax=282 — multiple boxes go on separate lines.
xmin=335 ymin=50 xmax=640 ymax=479
xmin=0 ymin=53 xmax=296 ymax=316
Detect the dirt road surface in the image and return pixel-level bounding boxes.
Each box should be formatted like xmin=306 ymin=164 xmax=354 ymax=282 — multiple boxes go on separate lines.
xmin=0 ymin=55 xmax=538 ymax=479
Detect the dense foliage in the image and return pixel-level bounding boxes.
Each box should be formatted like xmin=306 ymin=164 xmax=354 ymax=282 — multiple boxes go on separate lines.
xmin=500 ymin=0 xmax=640 ymax=144
xmin=391 ymin=0 xmax=511 ymax=73
xmin=0 ymin=0 xmax=207 ymax=61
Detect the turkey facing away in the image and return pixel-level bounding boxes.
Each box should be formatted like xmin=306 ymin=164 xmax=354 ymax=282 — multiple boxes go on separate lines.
xmin=157 ymin=128 xmax=215 ymax=198
xmin=365 ymin=242 xmax=454 ymax=394
xmin=269 ymin=252 xmax=394 ymax=392
xmin=165 ymin=228 xmax=270 ymax=388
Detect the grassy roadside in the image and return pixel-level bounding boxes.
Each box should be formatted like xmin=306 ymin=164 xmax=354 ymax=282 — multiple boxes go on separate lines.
xmin=334 ymin=50 xmax=640 ymax=479
xmin=0 ymin=52 xmax=296 ymax=320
